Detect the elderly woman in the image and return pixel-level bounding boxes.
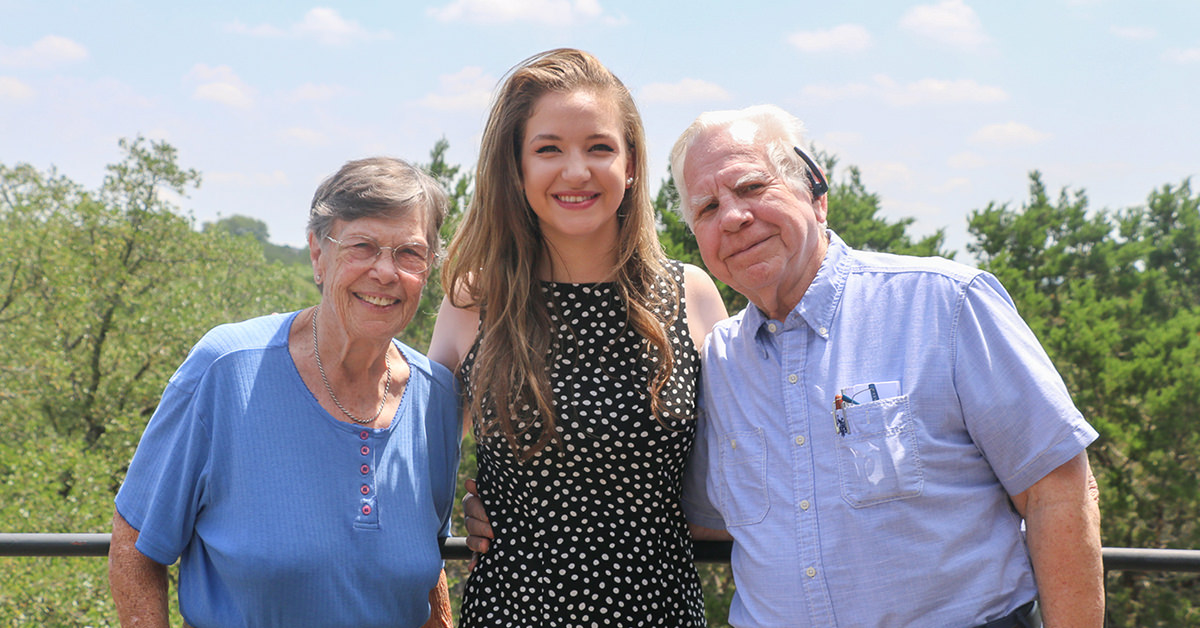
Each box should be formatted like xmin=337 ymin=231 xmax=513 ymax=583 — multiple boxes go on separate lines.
xmin=108 ymin=157 xmax=460 ymax=628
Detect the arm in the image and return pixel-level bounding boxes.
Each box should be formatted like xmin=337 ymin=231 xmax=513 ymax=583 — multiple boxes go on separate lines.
xmin=419 ymin=570 xmax=452 ymax=628
xmin=1009 ymin=452 xmax=1104 ymax=627
xmin=109 ymin=510 xmax=170 ymax=628
xmin=689 ymin=523 xmax=733 ymax=541
xmin=428 ymin=296 xmax=480 ymax=437
xmin=682 ymin=263 xmax=728 ymax=350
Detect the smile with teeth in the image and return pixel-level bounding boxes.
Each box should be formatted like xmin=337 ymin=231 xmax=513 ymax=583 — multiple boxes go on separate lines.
xmin=357 ymin=293 xmax=399 ymax=307
xmin=555 ymin=193 xmax=599 ymax=204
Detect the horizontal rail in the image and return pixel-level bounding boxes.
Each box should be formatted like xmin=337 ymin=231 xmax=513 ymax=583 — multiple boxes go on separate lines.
xmin=0 ymin=533 xmax=1195 ymax=571
xmin=2 ymin=534 xmax=1197 ymax=573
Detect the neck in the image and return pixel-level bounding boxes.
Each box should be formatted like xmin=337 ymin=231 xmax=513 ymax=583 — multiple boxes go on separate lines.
xmin=538 ymin=234 xmax=620 ymax=283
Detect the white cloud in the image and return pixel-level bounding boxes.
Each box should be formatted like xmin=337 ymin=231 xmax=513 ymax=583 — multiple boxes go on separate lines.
xmin=419 ymin=66 xmax=496 ymax=111
xmin=640 ymin=78 xmax=730 ymax=104
xmin=1164 ymin=48 xmax=1200 ymax=64
xmin=0 ymin=35 xmax=88 ymax=69
xmin=800 ymin=82 xmax=872 ymax=104
xmin=801 ymin=75 xmax=1006 ymax=106
xmin=970 ymin=122 xmax=1050 ymax=146
xmin=788 ymin=24 xmax=872 ymax=53
xmin=900 ymin=0 xmax=991 ymax=51
xmin=882 ymin=77 xmax=1008 ymax=105
xmin=948 ymin=151 xmax=987 ymax=169
xmin=288 ymin=83 xmax=345 ymax=102
xmin=864 ymin=161 xmax=914 ymax=188
xmin=932 ymin=177 xmax=971 ymax=194
xmin=0 ymin=76 xmax=35 ymax=101
xmin=225 ymin=8 xmax=388 ymax=46
xmin=186 ymin=64 xmax=254 ymax=109
xmin=279 ymin=127 xmax=328 ymax=145
xmin=427 ymin=0 xmax=624 ymax=26
xmin=1110 ymin=26 xmax=1156 ymax=41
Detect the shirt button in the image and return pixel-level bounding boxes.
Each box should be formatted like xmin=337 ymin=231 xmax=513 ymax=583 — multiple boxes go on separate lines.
xmin=787 ymin=373 xmax=798 ymax=384
xmin=361 ymin=504 xmax=372 ymax=515
xmin=800 ymin=500 xmax=810 ymax=511
xmin=359 ymin=430 xmax=369 ymax=440
xmin=360 ymin=445 xmax=370 ymax=456
xmin=360 ymin=484 xmax=370 ymax=495
xmin=806 ymin=567 xmax=817 ymax=578
xmin=360 ymin=464 xmax=370 ymax=475
xmin=819 ymin=327 xmax=828 ymax=336
xmin=795 ymin=435 xmax=806 ymax=446
xmin=767 ymin=323 xmax=778 ymax=333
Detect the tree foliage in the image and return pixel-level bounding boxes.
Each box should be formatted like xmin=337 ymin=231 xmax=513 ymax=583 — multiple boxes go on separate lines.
xmin=0 ymin=138 xmax=316 ymax=626
xmin=969 ymin=173 xmax=1200 ymax=627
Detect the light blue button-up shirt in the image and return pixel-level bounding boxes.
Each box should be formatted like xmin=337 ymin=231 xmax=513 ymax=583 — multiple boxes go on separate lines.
xmin=686 ymin=231 xmax=1098 ymax=627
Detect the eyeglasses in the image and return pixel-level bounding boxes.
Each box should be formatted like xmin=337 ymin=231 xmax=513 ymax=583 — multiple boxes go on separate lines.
xmin=325 ymin=235 xmax=431 ymax=275
xmin=793 ymin=146 xmax=829 ymax=199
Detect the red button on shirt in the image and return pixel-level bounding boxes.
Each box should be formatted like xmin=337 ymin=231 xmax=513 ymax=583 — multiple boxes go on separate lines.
xmin=360 ymin=464 xmax=370 ymax=475
xmin=359 ymin=430 xmax=369 ymax=440
xmin=361 ymin=504 xmax=372 ymax=515
xmin=360 ymin=445 xmax=370 ymax=456
xmin=360 ymin=484 xmax=370 ymax=495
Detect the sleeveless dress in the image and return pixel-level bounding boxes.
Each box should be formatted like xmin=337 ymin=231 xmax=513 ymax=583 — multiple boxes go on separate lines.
xmin=458 ymin=261 xmax=707 ymax=627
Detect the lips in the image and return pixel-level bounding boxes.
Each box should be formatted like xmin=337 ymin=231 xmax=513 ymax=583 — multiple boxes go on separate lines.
xmin=723 ymin=234 xmax=772 ymax=263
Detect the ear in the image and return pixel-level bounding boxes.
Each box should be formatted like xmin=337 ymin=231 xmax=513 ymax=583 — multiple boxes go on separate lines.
xmin=813 ymin=194 xmax=829 ymax=225
xmin=308 ymin=231 xmax=324 ymax=284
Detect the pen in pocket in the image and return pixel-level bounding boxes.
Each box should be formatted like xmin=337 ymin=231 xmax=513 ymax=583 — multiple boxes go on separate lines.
xmin=833 ymin=394 xmax=849 ymax=436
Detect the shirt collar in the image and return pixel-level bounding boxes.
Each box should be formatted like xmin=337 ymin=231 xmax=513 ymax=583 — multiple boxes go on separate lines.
xmin=747 ymin=229 xmax=852 ymax=342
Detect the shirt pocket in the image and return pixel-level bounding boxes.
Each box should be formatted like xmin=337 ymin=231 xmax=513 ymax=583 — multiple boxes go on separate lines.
xmin=716 ymin=428 xmax=770 ymax=526
xmin=835 ymin=395 xmax=924 ymax=508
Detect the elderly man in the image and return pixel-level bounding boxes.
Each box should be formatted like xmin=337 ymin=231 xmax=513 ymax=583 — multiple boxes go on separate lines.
xmin=670 ymin=105 xmax=1102 ymax=627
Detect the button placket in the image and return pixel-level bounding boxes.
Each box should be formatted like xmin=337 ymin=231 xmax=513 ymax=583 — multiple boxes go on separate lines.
xmin=356 ymin=430 xmax=379 ymax=527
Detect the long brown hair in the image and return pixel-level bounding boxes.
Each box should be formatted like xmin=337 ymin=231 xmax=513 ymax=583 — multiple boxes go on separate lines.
xmin=443 ymin=48 xmax=680 ymax=461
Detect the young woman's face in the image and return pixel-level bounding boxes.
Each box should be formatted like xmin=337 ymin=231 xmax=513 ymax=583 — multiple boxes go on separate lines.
xmin=520 ymin=89 xmax=633 ymax=248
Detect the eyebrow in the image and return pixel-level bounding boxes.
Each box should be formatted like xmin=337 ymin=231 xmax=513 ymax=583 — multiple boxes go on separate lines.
xmin=688 ymin=169 xmax=774 ymax=210
xmin=527 ymin=132 xmax=621 ymax=145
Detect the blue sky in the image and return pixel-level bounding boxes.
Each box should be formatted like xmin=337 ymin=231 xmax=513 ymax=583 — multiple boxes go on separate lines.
xmin=2 ymin=0 xmax=1197 ymax=256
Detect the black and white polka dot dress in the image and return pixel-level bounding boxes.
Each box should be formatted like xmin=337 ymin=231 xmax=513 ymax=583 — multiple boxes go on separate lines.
xmin=458 ymin=261 xmax=707 ymax=627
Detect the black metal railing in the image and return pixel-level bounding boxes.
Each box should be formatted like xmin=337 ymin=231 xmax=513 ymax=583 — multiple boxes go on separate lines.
xmin=2 ymin=533 xmax=1198 ymax=573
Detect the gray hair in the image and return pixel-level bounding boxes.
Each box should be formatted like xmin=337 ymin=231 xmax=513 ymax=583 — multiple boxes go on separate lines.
xmin=669 ymin=104 xmax=818 ymax=227
xmin=308 ymin=157 xmax=449 ymax=261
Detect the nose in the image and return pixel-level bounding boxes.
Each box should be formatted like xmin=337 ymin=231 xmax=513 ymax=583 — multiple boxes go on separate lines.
xmin=368 ymin=250 xmax=402 ymax=282
xmin=717 ymin=195 xmax=754 ymax=232
xmin=561 ymin=151 xmax=591 ymax=185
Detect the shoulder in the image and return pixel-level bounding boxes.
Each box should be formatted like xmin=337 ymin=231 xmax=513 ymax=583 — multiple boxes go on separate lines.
xmin=398 ymin=341 xmax=458 ymax=397
xmin=848 ymin=249 xmax=983 ymax=285
xmin=172 ymin=311 xmax=297 ymax=392
xmin=428 ymin=295 xmax=480 ymax=372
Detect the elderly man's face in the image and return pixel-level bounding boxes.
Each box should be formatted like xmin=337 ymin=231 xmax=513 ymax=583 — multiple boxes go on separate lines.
xmin=682 ymin=128 xmax=828 ymax=317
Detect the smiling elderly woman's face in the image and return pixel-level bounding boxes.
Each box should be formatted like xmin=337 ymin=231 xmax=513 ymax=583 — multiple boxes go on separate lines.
xmin=309 ymin=205 xmax=431 ymax=344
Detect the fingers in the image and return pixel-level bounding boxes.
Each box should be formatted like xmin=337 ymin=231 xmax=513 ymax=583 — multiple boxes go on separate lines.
xmin=462 ymin=492 xmax=490 ymax=524
xmin=465 ymin=478 xmax=478 ymax=495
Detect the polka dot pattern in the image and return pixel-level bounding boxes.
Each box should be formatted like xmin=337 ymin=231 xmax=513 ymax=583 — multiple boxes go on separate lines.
xmin=459 ymin=261 xmax=705 ymax=627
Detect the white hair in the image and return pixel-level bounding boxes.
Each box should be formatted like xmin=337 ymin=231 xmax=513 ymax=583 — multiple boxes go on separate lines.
xmin=668 ymin=104 xmax=818 ymax=227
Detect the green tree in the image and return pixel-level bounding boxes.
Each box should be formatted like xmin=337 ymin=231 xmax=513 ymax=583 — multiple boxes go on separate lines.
xmin=968 ymin=173 xmax=1200 ymax=627
xmin=0 ymin=138 xmax=316 ymax=626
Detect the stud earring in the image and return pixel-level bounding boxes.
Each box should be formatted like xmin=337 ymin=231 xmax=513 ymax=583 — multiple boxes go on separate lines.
xmin=626 ymin=177 xmax=634 ymax=187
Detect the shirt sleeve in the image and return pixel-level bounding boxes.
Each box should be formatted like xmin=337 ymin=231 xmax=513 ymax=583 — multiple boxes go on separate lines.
xmin=953 ymin=272 xmax=1098 ymax=496
xmin=682 ymin=404 xmax=727 ymax=530
xmin=114 ymin=375 xmax=214 ymax=565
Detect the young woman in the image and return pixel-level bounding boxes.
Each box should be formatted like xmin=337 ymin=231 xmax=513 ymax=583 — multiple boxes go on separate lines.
xmin=428 ymin=49 xmax=726 ymax=626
